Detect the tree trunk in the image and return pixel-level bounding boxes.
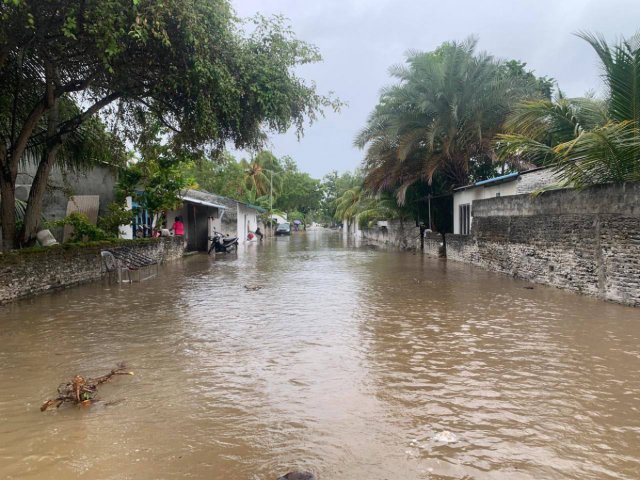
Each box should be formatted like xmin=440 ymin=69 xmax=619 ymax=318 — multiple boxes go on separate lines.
xmin=19 ymin=102 xmax=61 ymax=247
xmin=19 ymin=146 xmax=60 ymax=246
xmin=0 ymin=147 xmax=17 ymax=251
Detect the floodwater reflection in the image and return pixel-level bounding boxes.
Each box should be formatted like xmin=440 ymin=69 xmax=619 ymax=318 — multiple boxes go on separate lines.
xmin=1 ymin=231 xmax=639 ymax=479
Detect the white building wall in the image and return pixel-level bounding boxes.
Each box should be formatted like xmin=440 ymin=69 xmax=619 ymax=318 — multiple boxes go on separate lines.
xmin=237 ymin=204 xmax=260 ymax=242
xmin=165 ymin=207 xmax=186 ymax=231
xmin=119 ymin=196 xmax=134 ymax=239
xmin=453 ymin=182 xmax=518 ymax=234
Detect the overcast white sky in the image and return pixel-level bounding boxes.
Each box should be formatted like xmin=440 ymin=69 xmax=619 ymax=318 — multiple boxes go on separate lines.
xmin=231 ymin=0 xmax=640 ymax=178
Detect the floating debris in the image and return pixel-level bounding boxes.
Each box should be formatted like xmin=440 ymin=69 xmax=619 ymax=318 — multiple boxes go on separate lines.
xmin=277 ymin=472 xmax=315 ymax=480
xmin=244 ymin=285 xmax=263 ymax=291
xmin=433 ymin=430 xmax=458 ymax=443
xmin=41 ymin=363 xmax=133 ymax=411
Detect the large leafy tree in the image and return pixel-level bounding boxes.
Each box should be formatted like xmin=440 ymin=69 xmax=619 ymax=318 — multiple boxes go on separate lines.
xmin=497 ymin=32 xmax=640 ymax=187
xmin=117 ymin=121 xmax=196 ymax=228
xmin=0 ymin=0 xmax=337 ymax=250
xmin=274 ymin=157 xmax=323 ymax=216
xmin=186 ymin=153 xmax=247 ymax=200
xmin=355 ymin=38 xmax=552 ymax=203
xmin=319 ymin=169 xmax=361 ymax=222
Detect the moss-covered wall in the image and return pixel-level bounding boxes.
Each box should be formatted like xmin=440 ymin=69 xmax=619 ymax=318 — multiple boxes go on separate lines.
xmin=0 ymin=237 xmax=184 ymax=304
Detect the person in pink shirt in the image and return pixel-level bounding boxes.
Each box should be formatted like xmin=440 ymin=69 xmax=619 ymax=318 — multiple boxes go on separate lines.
xmin=170 ymin=216 xmax=184 ymax=236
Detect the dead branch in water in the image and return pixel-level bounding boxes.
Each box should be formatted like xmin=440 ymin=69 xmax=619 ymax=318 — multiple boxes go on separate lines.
xmin=41 ymin=363 xmax=134 ymax=411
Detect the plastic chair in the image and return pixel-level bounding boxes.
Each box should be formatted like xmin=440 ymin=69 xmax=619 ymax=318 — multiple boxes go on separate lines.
xmin=100 ymin=251 xmax=132 ymax=283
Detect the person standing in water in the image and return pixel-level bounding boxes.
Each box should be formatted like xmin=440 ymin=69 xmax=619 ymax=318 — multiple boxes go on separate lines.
xmin=170 ymin=216 xmax=184 ymax=236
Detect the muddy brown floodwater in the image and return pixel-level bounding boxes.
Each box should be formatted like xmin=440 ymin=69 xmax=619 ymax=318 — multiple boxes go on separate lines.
xmin=1 ymin=230 xmax=640 ymax=479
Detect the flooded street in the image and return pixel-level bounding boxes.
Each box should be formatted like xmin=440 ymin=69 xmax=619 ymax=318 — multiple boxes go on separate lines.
xmin=1 ymin=230 xmax=639 ymax=480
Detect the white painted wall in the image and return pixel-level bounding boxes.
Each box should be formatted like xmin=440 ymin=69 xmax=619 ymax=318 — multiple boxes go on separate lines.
xmin=119 ymin=196 xmax=134 ymax=239
xmin=237 ymin=204 xmax=260 ymax=242
xmin=453 ymin=181 xmax=518 ymax=234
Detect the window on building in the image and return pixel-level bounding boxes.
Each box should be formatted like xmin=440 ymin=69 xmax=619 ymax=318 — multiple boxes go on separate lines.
xmin=459 ymin=204 xmax=471 ymax=235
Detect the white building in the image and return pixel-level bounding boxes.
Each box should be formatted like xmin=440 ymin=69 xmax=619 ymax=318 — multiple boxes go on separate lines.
xmin=453 ymin=167 xmax=558 ymax=235
xmin=166 ymin=190 xmax=227 ymax=251
xmin=181 ymin=190 xmax=265 ymax=243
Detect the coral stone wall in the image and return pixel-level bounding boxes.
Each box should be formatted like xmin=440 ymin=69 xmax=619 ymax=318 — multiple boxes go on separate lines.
xmin=360 ymin=219 xmax=419 ymax=250
xmin=424 ymin=232 xmax=445 ymax=258
xmin=0 ymin=237 xmax=184 ymax=304
xmin=359 ymin=222 xmax=444 ymax=257
xmin=446 ymin=183 xmax=640 ymax=307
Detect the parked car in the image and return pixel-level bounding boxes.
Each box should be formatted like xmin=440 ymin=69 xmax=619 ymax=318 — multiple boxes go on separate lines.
xmin=275 ymin=222 xmax=291 ymax=236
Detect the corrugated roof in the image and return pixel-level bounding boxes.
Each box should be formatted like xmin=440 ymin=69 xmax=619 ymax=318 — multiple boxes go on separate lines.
xmin=185 ymin=189 xmax=266 ymax=212
xmin=454 ymin=166 xmax=551 ymax=192
xmin=240 ymin=202 xmax=266 ymax=213
xmin=454 ymin=172 xmax=520 ymax=192
xmin=180 ymin=189 xmax=227 ymax=209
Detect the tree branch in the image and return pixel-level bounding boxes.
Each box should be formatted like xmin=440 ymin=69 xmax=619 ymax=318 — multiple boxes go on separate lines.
xmin=138 ymin=99 xmax=183 ymax=134
xmin=57 ymin=92 xmax=122 ymax=138
xmin=28 ymin=92 xmax=122 ymax=148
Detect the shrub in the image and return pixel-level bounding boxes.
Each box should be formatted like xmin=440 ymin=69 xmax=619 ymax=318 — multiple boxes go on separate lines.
xmin=97 ymin=202 xmax=134 ymax=236
xmin=48 ymin=212 xmax=111 ymax=242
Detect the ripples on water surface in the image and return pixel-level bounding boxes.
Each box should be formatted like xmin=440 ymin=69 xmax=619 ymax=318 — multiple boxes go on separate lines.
xmin=1 ymin=231 xmax=639 ymax=479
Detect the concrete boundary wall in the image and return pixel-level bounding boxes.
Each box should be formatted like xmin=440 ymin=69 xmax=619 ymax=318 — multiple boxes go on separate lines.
xmin=0 ymin=237 xmax=184 ymax=304
xmin=424 ymin=232 xmax=445 ymax=258
xmin=359 ymin=222 xmax=445 ymax=257
xmin=360 ymin=219 xmax=420 ymax=250
xmin=446 ymin=183 xmax=640 ymax=307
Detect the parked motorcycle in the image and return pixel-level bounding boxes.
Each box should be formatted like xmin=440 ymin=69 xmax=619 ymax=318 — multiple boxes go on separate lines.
xmin=208 ymin=230 xmax=239 ymax=254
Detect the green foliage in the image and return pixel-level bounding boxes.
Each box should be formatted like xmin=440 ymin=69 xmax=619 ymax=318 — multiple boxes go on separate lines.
xmin=241 ymin=151 xmax=283 ymax=198
xmin=334 ymin=185 xmax=401 ymax=228
xmin=49 ymin=212 xmax=111 ymax=242
xmin=497 ymin=32 xmax=640 ymax=188
xmin=186 ymin=153 xmax=246 ymax=199
xmin=186 ymin=148 xmax=324 ymax=221
xmin=97 ymin=202 xmax=135 ymax=236
xmin=356 ymin=37 xmax=551 ymax=203
xmin=116 ymin=121 xmax=196 ymax=224
xmin=274 ymin=157 xmax=323 ymax=215
xmin=1 ymin=0 xmax=338 ymax=249
xmin=14 ymin=198 xmax=26 ymax=222
xmin=498 ymin=60 xmax=555 ymax=100
xmin=319 ymin=170 xmax=362 ymax=223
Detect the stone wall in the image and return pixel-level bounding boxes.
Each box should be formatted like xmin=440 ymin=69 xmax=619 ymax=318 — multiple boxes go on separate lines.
xmin=424 ymin=232 xmax=445 ymax=258
xmin=359 ymin=222 xmax=445 ymax=256
xmin=0 ymin=237 xmax=184 ymax=304
xmin=514 ymin=168 xmax=560 ymax=194
xmin=445 ymin=183 xmax=640 ymax=307
xmin=360 ymin=219 xmax=420 ymax=250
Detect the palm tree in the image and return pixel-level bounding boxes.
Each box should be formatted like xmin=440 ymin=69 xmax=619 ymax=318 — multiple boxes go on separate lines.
xmin=497 ymin=32 xmax=640 ymax=188
xmin=334 ymin=186 xmax=400 ymax=229
xmin=496 ymin=94 xmax=607 ymax=165
xmin=356 ymin=38 xmax=548 ymax=203
xmin=334 ymin=186 xmax=364 ymax=224
xmin=240 ymin=151 xmax=282 ymax=197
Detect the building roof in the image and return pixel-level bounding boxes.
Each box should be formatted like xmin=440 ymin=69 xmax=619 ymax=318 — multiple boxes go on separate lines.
xmin=182 ymin=189 xmax=266 ymax=213
xmin=453 ymin=166 xmax=548 ymax=192
xmin=241 ymin=202 xmax=267 ymax=213
xmin=180 ymin=189 xmax=227 ymax=209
